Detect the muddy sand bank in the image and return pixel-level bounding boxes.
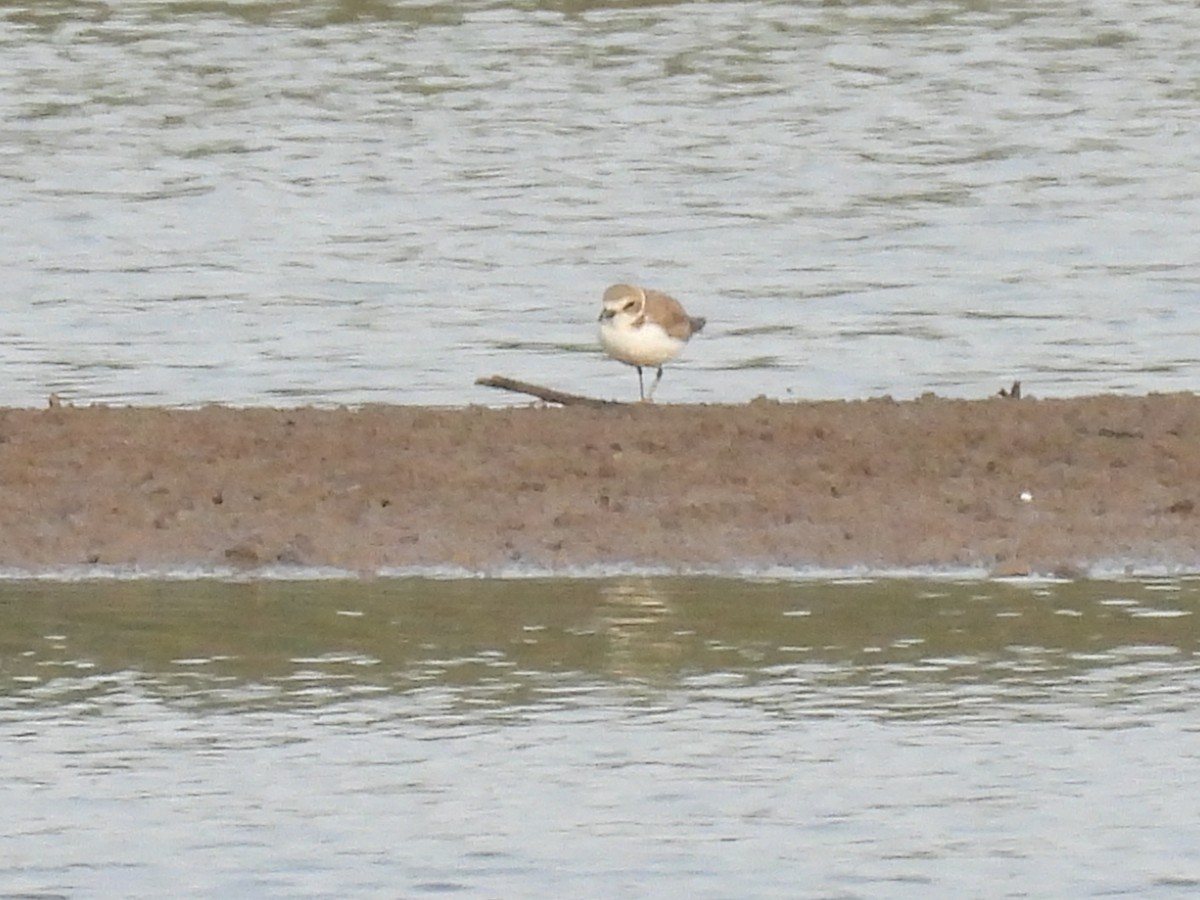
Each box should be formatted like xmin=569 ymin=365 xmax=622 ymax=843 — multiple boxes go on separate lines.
xmin=1 ymin=392 xmax=1197 ymax=577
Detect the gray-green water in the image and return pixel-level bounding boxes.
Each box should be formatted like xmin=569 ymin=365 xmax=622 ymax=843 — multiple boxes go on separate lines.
xmin=3 ymin=0 xmax=1199 ymax=407
xmin=3 ymin=576 xmax=1199 ymax=897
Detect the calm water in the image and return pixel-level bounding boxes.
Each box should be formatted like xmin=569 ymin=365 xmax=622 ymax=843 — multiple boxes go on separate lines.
xmin=2 ymin=0 xmax=1198 ymax=407
xmin=3 ymin=575 xmax=1199 ymax=897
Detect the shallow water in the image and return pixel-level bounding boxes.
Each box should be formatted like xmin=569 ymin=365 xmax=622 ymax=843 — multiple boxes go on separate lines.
xmin=2 ymin=0 xmax=1198 ymax=407
xmin=3 ymin=575 xmax=1199 ymax=897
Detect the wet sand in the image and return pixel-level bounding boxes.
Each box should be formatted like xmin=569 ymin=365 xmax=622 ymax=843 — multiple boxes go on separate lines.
xmin=2 ymin=392 xmax=1198 ymax=576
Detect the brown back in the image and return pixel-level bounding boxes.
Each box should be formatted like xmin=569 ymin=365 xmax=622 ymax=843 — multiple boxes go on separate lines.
xmin=643 ymin=289 xmax=702 ymax=340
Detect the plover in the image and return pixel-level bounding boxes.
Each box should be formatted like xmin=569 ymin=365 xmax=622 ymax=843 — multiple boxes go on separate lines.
xmin=598 ymin=283 xmax=705 ymax=401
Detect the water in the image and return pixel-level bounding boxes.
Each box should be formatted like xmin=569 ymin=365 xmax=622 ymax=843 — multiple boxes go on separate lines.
xmin=3 ymin=575 xmax=1199 ymax=897
xmin=2 ymin=0 xmax=1198 ymax=407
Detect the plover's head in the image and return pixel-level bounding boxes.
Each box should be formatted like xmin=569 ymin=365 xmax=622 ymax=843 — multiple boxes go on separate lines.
xmin=599 ymin=283 xmax=645 ymax=322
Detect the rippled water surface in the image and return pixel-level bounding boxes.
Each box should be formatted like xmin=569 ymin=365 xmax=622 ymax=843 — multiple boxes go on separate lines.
xmin=3 ymin=576 xmax=1200 ymax=897
xmin=2 ymin=0 xmax=1198 ymax=406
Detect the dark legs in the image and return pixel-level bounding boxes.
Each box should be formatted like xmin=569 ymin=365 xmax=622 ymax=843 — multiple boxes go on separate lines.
xmin=635 ymin=366 xmax=664 ymax=402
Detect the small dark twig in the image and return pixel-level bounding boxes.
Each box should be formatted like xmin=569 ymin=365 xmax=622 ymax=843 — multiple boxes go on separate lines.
xmin=475 ymin=375 xmax=622 ymax=407
xmin=998 ymin=380 xmax=1022 ymax=399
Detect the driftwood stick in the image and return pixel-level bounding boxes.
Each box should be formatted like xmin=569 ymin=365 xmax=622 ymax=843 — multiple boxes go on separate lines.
xmin=475 ymin=375 xmax=622 ymax=407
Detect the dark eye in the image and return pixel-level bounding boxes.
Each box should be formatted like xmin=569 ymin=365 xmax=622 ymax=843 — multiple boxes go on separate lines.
xmin=623 ymin=301 xmax=636 ymax=311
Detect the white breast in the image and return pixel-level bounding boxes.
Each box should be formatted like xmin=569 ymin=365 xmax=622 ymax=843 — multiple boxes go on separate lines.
xmin=599 ymin=316 xmax=687 ymax=368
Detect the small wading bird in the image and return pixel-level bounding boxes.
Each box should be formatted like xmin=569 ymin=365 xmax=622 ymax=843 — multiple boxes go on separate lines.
xmin=597 ymin=283 xmax=705 ymax=401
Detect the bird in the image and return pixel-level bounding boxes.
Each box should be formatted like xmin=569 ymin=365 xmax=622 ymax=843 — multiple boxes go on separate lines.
xmin=597 ymin=283 xmax=705 ymax=401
